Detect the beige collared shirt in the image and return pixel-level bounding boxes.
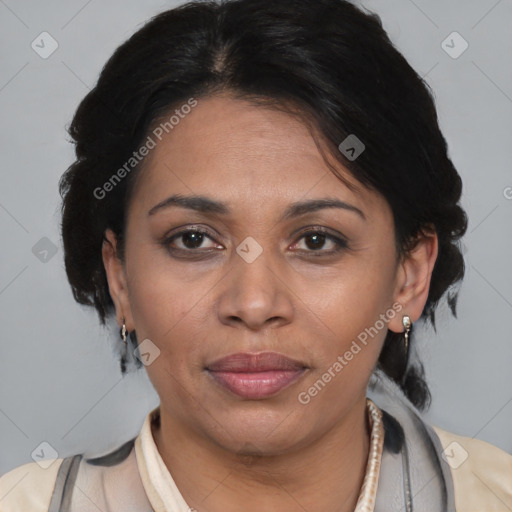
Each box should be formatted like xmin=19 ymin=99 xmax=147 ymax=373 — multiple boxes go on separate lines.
xmin=1 ymin=399 xmax=511 ymax=511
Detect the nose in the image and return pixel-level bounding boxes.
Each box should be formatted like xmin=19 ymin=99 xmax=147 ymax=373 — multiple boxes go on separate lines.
xmin=216 ymin=246 xmax=294 ymax=331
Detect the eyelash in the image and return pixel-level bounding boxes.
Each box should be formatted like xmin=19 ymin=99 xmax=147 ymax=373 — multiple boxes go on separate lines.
xmin=161 ymin=226 xmax=349 ymax=258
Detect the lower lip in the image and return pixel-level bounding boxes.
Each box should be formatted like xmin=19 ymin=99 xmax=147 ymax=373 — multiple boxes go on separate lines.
xmin=207 ymin=369 xmax=306 ymax=399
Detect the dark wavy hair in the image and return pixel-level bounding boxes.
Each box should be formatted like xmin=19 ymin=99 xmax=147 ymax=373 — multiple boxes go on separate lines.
xmin=59 ymin=0 xmax=468 ymax=410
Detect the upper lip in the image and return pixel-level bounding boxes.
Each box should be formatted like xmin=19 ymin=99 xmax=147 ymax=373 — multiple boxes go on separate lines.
xmin=206 ymin=352 xmax=307 ymax=372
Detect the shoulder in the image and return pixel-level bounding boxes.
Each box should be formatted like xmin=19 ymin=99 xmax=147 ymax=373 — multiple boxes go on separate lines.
xmin=0 ymin=458 xmax=63 ymax=512
xmin=0 ymin=439 xmax=138 ymax=512
xmin=432 ymin=425 xmax=512 ymax=511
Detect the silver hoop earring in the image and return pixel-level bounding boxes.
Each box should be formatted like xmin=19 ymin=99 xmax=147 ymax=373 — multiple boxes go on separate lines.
xmin=119 ymin=317 xmax=129 ymax=373
xmin=402 ymin=315 xmax=412 ymax=353
xmin=120 ymin=318 xmax=127 ymax=344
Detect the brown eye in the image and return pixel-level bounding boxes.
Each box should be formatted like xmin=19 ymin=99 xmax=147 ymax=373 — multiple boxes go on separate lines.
xmin=303 ymin=232 xmax=329 ymax=250
xmin=164 ymin=228 xmax=220 ymax=251
xmin=292 ymin=228 xmax=348 ymax=255
xmin=179 ymin=231 xmax=208 ymax=249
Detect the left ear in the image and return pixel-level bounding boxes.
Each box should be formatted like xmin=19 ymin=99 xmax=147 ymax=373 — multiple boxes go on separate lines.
xmin=388 ymin=226 xmax=439 ymax=334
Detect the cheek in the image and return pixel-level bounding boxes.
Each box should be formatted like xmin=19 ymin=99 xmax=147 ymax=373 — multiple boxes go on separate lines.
xmin=125 ymin=241 xmax=200 ymax=329
xmin=126 ymin=267 xmax=209 ymax=405
xmin=298 ymin=256 xmax=395 ymax=393
xmin=295 ymin=284 xmax=389 ymax=420
xmin=330 ymin=285 xmax=389 ymax=353
xmin=308 ymin=264 xmax=393 ymax=343
xmin=123 ymin=253 xmax=206 ymax=374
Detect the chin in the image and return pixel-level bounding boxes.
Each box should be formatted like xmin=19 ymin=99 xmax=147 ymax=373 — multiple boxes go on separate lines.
xmin=204 ymin=409 xmax=308 ymax=455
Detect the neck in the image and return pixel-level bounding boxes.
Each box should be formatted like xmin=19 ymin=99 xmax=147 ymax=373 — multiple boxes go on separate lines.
xmin=152 ymin=397 xmax=371 ymax=512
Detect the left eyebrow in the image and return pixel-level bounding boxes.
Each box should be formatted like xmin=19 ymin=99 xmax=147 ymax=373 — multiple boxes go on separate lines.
xmin=280 ymin=198 xmax=366 ymax=222
xmin=147 ymin=194 xmax=366 ymax=222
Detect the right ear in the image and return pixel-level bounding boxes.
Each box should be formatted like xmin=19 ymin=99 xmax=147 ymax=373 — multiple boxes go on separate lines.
xmin=101 ymin=229 xmax=135 ymax=331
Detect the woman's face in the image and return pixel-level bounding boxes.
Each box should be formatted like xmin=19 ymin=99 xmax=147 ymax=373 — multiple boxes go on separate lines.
xmin=103 ymin=94 xmax=437 ymax=454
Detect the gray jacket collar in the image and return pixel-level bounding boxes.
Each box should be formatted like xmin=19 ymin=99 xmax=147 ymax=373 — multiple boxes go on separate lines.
xmin=368 ymin=369 xmax=456 ymax=512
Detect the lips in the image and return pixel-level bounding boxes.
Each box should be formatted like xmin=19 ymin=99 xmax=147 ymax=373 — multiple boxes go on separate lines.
xmin=206 ymin=352 xmax=307 ymax=399
xmin=207 ymin=352 xmax=306 ymax=372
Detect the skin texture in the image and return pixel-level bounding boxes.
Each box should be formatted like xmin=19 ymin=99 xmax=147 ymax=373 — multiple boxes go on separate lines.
xmin=102 ymin=94 xmax=438 ymax=512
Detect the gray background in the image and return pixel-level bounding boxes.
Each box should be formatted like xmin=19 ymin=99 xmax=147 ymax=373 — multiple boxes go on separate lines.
xmin=1 ymin=0 xmax=511 ymax=476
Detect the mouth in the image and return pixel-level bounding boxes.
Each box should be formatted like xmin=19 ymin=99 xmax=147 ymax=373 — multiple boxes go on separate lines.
xmin=206 ymin=352 xmax=308 ymax=399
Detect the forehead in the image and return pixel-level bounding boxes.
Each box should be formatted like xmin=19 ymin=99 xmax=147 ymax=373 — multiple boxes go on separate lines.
xmin=130 ymin=95 xmax=389 ymax=221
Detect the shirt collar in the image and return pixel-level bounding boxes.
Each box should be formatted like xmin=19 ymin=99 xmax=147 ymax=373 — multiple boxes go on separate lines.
xmin=135 ymin=398 xmax=384 ymax=512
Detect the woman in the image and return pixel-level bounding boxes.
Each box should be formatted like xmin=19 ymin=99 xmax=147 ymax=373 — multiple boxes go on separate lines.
xmin=1 ymin=0 xmax=510 ymax=510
